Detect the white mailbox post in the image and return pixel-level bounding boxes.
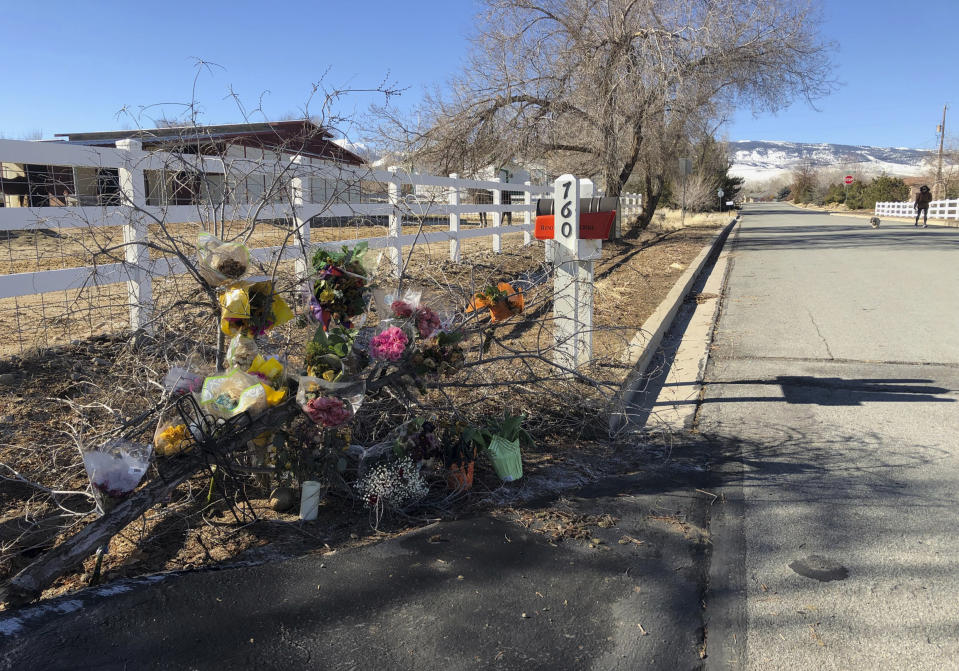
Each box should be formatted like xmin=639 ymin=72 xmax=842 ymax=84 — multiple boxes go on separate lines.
xmin=552 ymin=174 xmax=601 ymax=371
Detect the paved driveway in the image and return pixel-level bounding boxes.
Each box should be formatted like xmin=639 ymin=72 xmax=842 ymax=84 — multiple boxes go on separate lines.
xmin=700 ymin=204 xmax=959 ymax=670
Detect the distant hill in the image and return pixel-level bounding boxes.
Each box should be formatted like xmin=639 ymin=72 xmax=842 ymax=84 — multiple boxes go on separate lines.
xmin=728 ymin=140 xmax=933 ymax=183
xmin=332 ymin=139 xmax=381 ymax=163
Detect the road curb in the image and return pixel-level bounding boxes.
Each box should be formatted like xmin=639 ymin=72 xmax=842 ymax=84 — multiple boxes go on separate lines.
xmin=610 ymin=216 xmax=738 ymax=433
xmin=647 ymin=219 xmax=740 ymax=433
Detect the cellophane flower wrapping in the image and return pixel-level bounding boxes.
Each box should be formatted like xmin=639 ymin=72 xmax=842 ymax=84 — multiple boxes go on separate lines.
xmin=153 ymin=411 xmax=195 ymax=457
xmin=82 ymin=439 xmax=152 ymax=508
xmin=219 ymin=281 xmax=293 ymax=337
xmin=162 ymin=366 xmax=205 ymax=396
xmin=226 ymin=334 xmax=259 ymax=369
xmin=247 ymin=354 xmax=286 ymax=388
xmin=200 ymin=369 xmax=269 ymax=419
xmin=197 ymin=233 xmax=250 ymax=287
xmin=296 ymin=375 xmax=366 ymax=427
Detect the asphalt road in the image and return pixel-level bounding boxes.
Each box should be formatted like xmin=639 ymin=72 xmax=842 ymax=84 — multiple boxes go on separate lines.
xmin=700 ymin=204 xmax=959 ymax=670
xmin=0 ymin=469 xmax=716 ymax=670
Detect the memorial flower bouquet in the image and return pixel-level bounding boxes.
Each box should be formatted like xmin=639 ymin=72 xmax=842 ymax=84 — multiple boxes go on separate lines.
xmin=369 ymin=324 xmax=410 ymax=362
xmin=197 ymin=233 xmax=250 ymax=287
xmin=354 ymin=456 xmax=429 ymax=517
xmin=304 ymin=326 xmax=358 ymax=381
xmin=219 ymin=281 xmax=294 ymax=337
xmin=309 ymin=242 xmax=370 ymax=329
xmin=82 ymin=439 xmax=152 ymax=511
xmin=409 ymin=331 xmax=466 ymax=378
xmin=466 ymin=282 xmax=524 ymax=322
xmin=392 ymin=419 xmax=442 ymax=466
xmin=154 ymin=418 xmax=194 ymax=457
xmin=389 ymin=297 xmax=442 ymax=339
xmin=296 ymin=375 xmax=366 ymax=428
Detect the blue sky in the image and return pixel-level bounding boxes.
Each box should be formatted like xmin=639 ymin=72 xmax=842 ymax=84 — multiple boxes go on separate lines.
xmin=1 ymin=0 xmax=955 ymax=151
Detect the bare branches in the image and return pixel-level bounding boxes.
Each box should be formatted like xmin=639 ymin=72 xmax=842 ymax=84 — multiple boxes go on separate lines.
xmin=380 ymin=0 xmax=834 ymax=230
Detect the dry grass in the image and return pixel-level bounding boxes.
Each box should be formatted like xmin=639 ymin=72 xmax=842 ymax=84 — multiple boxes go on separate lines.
xmin=0 ymin=219 xmax=724 ymax=605
xmin=647 ymin=208 xmax=732 ymax=231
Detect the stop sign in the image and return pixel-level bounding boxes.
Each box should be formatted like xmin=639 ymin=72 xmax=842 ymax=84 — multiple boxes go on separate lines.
xmin=844 ymin=175 xmax=854 ymax=185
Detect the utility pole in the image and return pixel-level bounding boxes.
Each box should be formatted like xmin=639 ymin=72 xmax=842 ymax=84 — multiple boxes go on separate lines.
xmin=935 ymin=104 xmax=947 ymax=200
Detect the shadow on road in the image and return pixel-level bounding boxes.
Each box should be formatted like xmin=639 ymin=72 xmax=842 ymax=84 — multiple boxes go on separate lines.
xmin=736 ymin=226 xmax=959 ymax=251
xmin=657 ymin=375 xmax=955 ymax=407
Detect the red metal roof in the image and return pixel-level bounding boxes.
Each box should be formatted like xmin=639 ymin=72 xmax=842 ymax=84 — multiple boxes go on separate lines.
xmin=54 ymin=120 xmax=365 ymax=165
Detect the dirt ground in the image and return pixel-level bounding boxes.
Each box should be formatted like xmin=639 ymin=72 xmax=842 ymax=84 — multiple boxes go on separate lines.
xmin=0 ymin=220 xmax=725 ymax=607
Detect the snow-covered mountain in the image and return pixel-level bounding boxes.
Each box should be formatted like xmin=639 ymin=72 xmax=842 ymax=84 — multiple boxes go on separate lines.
xmin=332 ymin=138 xmax=381 ymax=163
xmin=729 ymin=140 xmax=933 ymax=184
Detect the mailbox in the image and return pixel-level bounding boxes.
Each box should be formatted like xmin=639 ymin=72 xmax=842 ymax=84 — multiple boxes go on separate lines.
xmin=534 ymin=196 xmax=618 ymax=240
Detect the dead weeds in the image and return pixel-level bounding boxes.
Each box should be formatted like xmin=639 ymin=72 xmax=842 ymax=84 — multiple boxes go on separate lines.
xmin=0 ymin=221 xmax=723 ymax=605
xmin=497 ymin=506 xmax=618 ymax=543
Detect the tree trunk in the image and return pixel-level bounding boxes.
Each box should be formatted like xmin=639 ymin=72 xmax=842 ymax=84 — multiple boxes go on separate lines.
xmin=623 ymin=173 xmax=663 ymax=239
xmin=605 ymin=176 xmax=623 ymax=197
xmin=639 ymin=190 xmax=661 ymax=230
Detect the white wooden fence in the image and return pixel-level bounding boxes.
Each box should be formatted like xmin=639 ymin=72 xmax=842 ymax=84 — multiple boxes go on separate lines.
xmin=0 ymin=137 xmax=643 ymax=339
xmin=875 ymin=199 xmax=959 ymax=221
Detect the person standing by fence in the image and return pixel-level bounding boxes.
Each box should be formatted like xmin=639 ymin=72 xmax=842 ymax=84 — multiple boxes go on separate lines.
xmin=914 ymin=184 xmax=932 ymax=227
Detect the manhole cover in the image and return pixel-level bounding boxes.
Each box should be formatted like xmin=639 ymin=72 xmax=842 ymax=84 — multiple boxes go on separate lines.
xmin=788 ymin=555 xmax=849 ymax=582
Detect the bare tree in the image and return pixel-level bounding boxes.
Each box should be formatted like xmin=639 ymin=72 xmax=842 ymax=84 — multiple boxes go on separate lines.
xmin=381 ymin=0 xmax=834 ymax=229
xmin=790 ymin=159 xmax=825 ymax=203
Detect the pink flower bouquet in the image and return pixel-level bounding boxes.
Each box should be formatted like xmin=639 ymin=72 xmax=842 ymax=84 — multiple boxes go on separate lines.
xmin=370 ymin=325 xmax=409 ymax=361
xmin=296 ymin=375 xmax=366 ymax=428
xmin=414 ymin=305 xmax=442 ymax=339
xmin=304 ymin=396 xmax=353 ymax=427
xmin=390 ymin=300 xmax=414 ymax=319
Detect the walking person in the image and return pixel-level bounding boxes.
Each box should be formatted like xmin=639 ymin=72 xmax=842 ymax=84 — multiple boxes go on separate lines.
xmin=914 ymin=184 xmax=932 ymax=227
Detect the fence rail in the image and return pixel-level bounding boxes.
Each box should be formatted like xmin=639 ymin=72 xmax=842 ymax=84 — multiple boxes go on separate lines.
xmin=875 ymin=199 xmax=959 ymax=220
xmin=0 ymin=137 xmax=642 ymax=349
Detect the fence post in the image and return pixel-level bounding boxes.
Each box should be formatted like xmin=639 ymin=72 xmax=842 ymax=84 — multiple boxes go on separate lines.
xmin=449 ymin=173 xmax=461 ymax=262
xmin=115 ymin=139 xmax=152 ymax=334
xmin=523 ymin=181 xmax=532 ymax=246
xmin=291 ymin=155 xmax=312 ymax=279
xmin=491 ymin=177 xmax=502 ymax=253
xmin=552 ymin=175 xmax=597 ymax=370
xmin=613 ymin=193 xmax=623 ymax=239
xmin=387 ymin=168 xmax=403 ymax=279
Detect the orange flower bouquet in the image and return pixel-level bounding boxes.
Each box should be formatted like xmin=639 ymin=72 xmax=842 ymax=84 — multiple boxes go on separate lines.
xmin=466 ymin=282 xmax=524 ymax=322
